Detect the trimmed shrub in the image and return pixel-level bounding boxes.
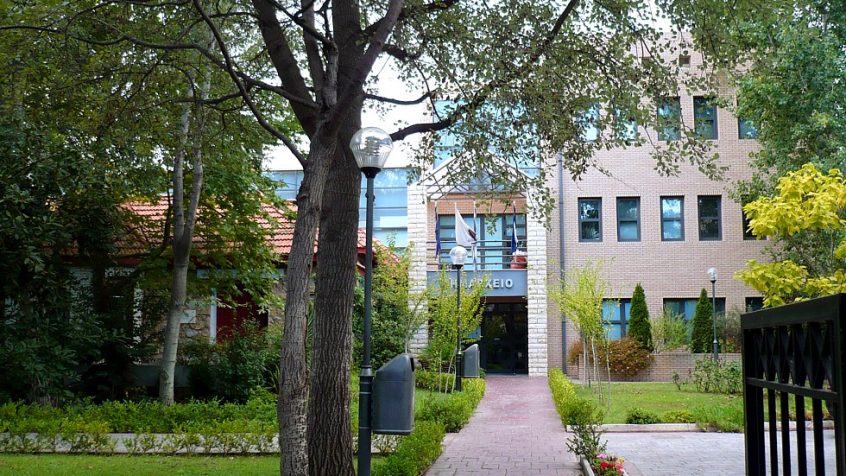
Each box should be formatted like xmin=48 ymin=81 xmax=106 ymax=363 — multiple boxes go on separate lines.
xmin=625 ymin=407 xmax=660 ymax=424
xmin=602 ymin=338 xmax=653 ymax=377
xmin=662 ymin=410 xmax=694 ymax=423
xmin=627 ymin=284 xmax=653 ymax=351
xmin=374 ymin=420 xmax=446 ymax=476
xmin=548 ymin=369 xmax=603 ymax=427
xmin=416 ymin=378 xmax=485 ymax=433
xmin=690 ymin=289 xmax=714 ymax=353
xmin=415 ymin=370 xmax=455 ymax=392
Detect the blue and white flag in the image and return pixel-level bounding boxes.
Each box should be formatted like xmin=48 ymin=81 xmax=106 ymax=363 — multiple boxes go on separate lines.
xmin=510 ymin=202 xmax=519 ymax=254
xmin=434 ymin=202 xmax=441 ymax=262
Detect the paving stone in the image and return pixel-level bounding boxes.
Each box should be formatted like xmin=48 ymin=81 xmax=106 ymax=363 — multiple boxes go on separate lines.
xmin=603 ymin=430 xmax=837 ymax=476
xmin=425 ymin=376 xmax=581 ymax=475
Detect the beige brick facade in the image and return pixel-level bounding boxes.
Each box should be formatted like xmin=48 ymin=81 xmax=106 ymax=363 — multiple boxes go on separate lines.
xmin=547 ymin=59 xmax=769 ymax=374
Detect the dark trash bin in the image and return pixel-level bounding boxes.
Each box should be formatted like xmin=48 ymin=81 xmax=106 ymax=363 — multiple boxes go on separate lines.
xmin=372 ymin=353 xmax=416 ymax=435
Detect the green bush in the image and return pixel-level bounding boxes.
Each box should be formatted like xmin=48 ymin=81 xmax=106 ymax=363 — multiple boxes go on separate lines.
xmin=652 ymin=311 xmax=689 ymax=352
xmin=548 ymin=369 xmax=604 ymax=426
xmin=692 ymin=359 xmax=742 ymax=394
xmin=625 ymin=407 xmax=660 ymax=424
xmin=662 ymin=410 xmax=695 ymax=423
xmin=374 ymin=420 xmax=446 ymax=476
xmin=185 ymin=320 xmax=278 ymax=402
xmin=415 ymin=370 xmax=455 ymax=392
xmin=416 ymin=378 xmax=485 ymax=433
xmin=690 ymin=289 xmax=714 ymax=353
xmin=692 ymin=404 xmax=744 ymax=432
xmin=627 ymin=284 xmax=653 ymax=351
xmin=602 ymin=338 xmax=653 ymax=377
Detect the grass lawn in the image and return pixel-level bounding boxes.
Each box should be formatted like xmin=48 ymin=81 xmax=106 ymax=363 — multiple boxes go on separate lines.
xmin=0 ymin=454 xmax=389 ymax=475
xmin=0 ymin=455 xmax=281 ymax=475
xmin=576 ymin=382 xmax=744 ymax=431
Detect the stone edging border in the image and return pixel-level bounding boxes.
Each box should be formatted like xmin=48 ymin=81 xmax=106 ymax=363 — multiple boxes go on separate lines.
xmin=600 ymin=420 xmax=835 ymax=433
xmin=580 ymin=456 xmax=595 ymax=476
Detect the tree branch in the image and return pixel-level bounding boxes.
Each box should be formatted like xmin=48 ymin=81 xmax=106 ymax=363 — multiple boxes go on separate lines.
xmin=365 ymin=91 xmax=432 ymax=105
xmin=389 ymin=0 xmax=581 ymax=141
xmin=193 ymin=0 xmax=307 ymax=165
xmin=327 ymin=0 xmax=407 ymax=130
xmin=252 ymin=0 xmax=319 ymax=136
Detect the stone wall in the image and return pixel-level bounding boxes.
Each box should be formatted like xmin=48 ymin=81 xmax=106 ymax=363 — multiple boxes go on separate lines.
xmin=571 ymin=350 xmax=742 ymax=382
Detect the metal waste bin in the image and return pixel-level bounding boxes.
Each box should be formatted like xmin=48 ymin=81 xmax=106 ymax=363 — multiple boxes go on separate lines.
xmin=463 ymin=343 xmax=480 ymax=378
xmin=372 ymin=353 xmax=416 ymax=435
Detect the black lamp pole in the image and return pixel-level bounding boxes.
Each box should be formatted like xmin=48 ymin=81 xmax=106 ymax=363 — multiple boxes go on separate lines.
xmin=351 ymin=127 xmax=391 ymax=476
xmin=454 ymin=262 xmax=463 ymax=392
xmin=357 ymin=168 xmax=378 ymax=476
xmin=709 ymin=269 xmax=718 ymax=362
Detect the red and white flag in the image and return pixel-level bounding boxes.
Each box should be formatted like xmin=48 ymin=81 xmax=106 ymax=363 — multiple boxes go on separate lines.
xmin=454 ymin=204 xmax=477 ymax=250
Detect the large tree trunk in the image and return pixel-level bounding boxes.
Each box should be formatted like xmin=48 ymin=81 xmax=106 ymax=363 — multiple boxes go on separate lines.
xmin=159 ymin=68 xmax=209 ymax=405
xmin=158 ymin=88 xmax=195 ymax=406
xmin=307 ymin=124 xmax=361 ymax=475
xmin=278 ymin=135 xmax=336 ymax=476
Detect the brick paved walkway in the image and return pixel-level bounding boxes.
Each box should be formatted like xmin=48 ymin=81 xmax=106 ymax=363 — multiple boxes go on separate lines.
xmin=426 ymin=376 xmax=581 ymax=475
xmin=604 ymin=430 xmax=837 ymax=476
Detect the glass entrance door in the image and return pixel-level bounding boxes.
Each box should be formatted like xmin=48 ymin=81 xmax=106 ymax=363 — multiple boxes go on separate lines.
xmin=480 ymin=302 xmax=528 ymax=374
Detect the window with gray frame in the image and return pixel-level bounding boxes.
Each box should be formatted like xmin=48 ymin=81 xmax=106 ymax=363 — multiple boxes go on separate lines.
xmin=578 ymin=198 xmax=602 ymax=242
xmin=694 ymin=96 xmax=718 ymax=139
xmin=602 ymin=299 xmax=632 ymax=340
xmin=616 ymin=197 xmax=640 ymax=241
xmin=664 ymin=298 xmax=726 ymax=320
xmin=657 ymin=97 xmax=681 ymax=141
xmin=661 ymin=196 xmax=684 ymax=241
xmin=698 ymin=195 xmax=722 ymax=240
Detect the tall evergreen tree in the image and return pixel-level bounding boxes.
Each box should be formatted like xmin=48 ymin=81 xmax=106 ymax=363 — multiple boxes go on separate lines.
xmin=627 ymin=283 xmax=653 ymax=352
xmin=690 ymin=289 xmax=714 ymax=353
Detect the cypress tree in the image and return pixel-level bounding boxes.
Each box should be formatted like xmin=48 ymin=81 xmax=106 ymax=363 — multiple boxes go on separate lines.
xmin=627 ymin=283 xmax=653 ymax=351
xmin=690 ymin=288 xmax=714 ymax=353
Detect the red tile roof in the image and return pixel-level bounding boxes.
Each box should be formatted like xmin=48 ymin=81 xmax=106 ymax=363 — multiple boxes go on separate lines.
xmin=119 ymin=196 xmax=386 ymax=264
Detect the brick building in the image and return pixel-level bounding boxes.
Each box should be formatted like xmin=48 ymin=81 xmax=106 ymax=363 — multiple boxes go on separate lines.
xmin=269 ymin=51 xmax=769 ymax=378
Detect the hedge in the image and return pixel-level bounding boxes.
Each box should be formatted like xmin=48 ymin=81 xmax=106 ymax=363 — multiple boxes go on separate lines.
xmin=548 ymin=369 xmax=601 ymax=426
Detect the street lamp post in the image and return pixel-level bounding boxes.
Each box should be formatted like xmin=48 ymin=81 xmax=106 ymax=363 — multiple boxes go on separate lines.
xmin=449 ymin=245 xmax=467 ymax=392
xmin=708 ymin=267 xmax=718 ymax=362
xmin=351 ymin=127 xmax=393 ymax=476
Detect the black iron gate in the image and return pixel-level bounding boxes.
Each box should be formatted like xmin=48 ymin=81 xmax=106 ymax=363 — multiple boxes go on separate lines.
xmin=742 ymin=293 xmax=846 ymax=475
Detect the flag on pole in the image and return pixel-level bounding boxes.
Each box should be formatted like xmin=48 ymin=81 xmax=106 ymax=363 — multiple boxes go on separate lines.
xmin=434 ymin=202 xmax=442 ymax=263
xmin=454 ymin=204 xmax=477 ymax=261
xmin=510 ymin=202 xmax=519 ymax=254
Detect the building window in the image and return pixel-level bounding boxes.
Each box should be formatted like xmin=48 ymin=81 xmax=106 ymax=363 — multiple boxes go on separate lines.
xmin=742 ymin=207 xmax=757 ymax=240
xmin=270 ymin=170 xmax=304 ymax=200
xmin=661 ymin=196 xmax=684 ymax=241
xmin=657 ymin=97 xmax=681 ymax=141
xmin=616 ymin=197 xmax=640 ymax=242
xmin=694 ymin=96 xmax=718 ymax=139
xmin=664 ymin=298 xmax=726 ymax=320
xmin=745 ymin=297 xmax=764 ymax=312
xmin=738 ymin=117 xmax=758 ymax=139
xmin=697 ymin=195 xmax=721 ymax=241
xmin=580 ymin=104 xmax=601 ymax=142
xmin=578 ymin=198 xmax=602 ymax=242
xmin=613 ymin=107 xmax=638 ymax=142
xmin=602 ymin=299 xmax=632 ymax=340
xmin=358 ymin=168 xmax=409 ymax=248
